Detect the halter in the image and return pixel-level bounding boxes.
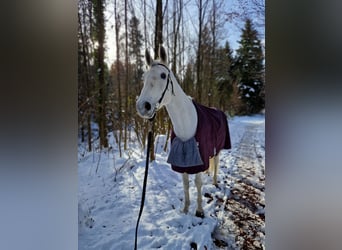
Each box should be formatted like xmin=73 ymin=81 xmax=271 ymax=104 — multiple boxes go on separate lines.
xmin=149 ymin=63 xmax=175 ymax=120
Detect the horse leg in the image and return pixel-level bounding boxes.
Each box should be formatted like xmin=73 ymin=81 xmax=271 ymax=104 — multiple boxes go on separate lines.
xmin=209 ymin=156 xmax=215 ymax=176
xmin=195 ymin=173 xmax=204 ymax=218
xmin=182 ymin=173 xmax=190 ymax=214
xmin=213 ymin=153 xmax=219 ymax=186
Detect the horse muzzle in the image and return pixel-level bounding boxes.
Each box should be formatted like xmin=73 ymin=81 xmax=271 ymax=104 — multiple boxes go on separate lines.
xmin=136 ymin=100 xmax=156 ymax=119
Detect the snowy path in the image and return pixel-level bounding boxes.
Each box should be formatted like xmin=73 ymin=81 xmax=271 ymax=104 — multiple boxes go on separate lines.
xmin=211 ymin=121 xmax=265 ymax=249
xmin=78 ymin=115 xmax=265 ymax=250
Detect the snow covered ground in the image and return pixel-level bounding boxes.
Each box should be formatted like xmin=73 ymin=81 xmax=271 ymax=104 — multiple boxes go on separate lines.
xmin=78 ymin=114 xmax=265 ymax=249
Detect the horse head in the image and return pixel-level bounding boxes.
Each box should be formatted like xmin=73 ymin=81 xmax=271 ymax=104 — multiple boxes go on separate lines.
xmin=136 ymin=45 xmax=174 ymax=119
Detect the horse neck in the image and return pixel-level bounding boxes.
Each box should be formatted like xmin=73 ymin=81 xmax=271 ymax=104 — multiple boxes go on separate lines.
xmin=165 ymin=73 xmax=198 ymax=141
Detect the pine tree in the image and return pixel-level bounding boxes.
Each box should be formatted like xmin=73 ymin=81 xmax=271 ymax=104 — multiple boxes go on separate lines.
xmin=235 ymin=19 xmax=265 ymax=114
xmin=128 ymin=16 xmax=144 ymax=91
xmin=214 ymin=41 xmax=234 ymax=112
xmin=200 ymin=25 xmax=213 ymax=106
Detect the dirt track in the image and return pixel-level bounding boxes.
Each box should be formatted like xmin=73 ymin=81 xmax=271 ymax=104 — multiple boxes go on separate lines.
xmin=209 ymin=122 xmax=265 ymax=249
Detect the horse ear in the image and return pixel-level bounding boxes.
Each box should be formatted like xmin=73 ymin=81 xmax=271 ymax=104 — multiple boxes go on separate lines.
xmin=159 ymin=45 xmax=167 ymax=64
xmin=145 ymin=49 xmax=152 ymax=67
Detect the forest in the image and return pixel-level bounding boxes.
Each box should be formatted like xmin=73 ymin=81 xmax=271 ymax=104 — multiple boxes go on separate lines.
xmin=78 ymin=0 xmax=265 ymax=154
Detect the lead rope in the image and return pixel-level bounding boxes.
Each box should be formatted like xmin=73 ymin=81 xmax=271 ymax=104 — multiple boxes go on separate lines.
xmin=134 ymin=120 xmax=154 ymax=250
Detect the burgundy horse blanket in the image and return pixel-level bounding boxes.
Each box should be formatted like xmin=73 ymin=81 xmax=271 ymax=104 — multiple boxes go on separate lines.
xmin=167 ymin=100 xmax=231 ymax=174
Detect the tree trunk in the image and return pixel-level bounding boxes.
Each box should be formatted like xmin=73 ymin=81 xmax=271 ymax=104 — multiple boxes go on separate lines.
xmin=151 ymin=0 xmax=163 ymax=162
xmin=196 ymin=0 xmax=203 ymax=103
xmin=143 ymin=0 xmax=147 ymax=49
xmin=154 ymin=0 xmax=163 ymax=57
xmin=114 ymin=0 xmax=122 ymax=156
xmin=209 ymin=0 xmax=216 ymax=106
xmin=78 ymin=7 xmax=93 ymax=151
xmin=124 ymin=0 xmax=129 ymax=150
xmin=94 ymin=0 xmax=108 ymax=148
xmin=87 ymin=112 xmax=92 ymax=151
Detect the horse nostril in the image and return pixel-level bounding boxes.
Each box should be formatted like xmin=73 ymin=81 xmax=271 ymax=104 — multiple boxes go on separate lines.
xmin=144 ymin=102 xmax=151 ymax=111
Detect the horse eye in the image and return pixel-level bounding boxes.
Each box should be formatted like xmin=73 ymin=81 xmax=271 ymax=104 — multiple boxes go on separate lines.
xmin=160 ymin=73 xmax=166 ymax=79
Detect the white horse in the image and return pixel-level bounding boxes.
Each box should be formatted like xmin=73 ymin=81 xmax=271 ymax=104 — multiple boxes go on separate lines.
xmin=136 ymin=46 xmax=230 ymax=217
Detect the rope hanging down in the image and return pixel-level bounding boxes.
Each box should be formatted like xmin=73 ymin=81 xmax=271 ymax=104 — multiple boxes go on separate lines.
xmin=134 ymin=121 xmax=154 ymax=250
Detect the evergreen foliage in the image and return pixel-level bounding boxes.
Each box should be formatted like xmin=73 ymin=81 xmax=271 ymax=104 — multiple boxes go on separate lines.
xmin=215 ymin=41 xmax=235 ymax=112
xmin=235 ymin=19 xmax=265 ymax=114
xmin=128 ymin=16 xmax=144 ymax=87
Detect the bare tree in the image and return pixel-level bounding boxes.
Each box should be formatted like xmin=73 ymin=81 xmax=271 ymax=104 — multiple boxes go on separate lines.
xmin=171 ymin=0 xmax=182 ymax=74
xmin=149 ymin=0 xmax=164 ymax=162
xmin=154 ymin=0 xmax=163 ymax=57
xmin=143 ymin=0 xmax=147 ymax=49
xmin=124 ymin=0 xmax=129 ymax=150
xmin=78 ymin=0 xmax=93 ymax=152
xmin=225 ymin=0 xmax=265 ymax=36
xmin=195 ymin=0 xmax=209 ymax=103
xmin=93 ymin=0 xmax=108 ymax=148
xmin=114 ymin=0 xmax=122 ymax=156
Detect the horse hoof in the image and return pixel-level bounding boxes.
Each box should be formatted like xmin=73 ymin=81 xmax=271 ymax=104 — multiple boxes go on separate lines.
xmin=195 ymin=210 xmax=204 ymax=218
